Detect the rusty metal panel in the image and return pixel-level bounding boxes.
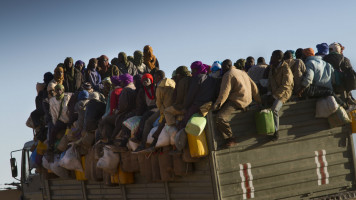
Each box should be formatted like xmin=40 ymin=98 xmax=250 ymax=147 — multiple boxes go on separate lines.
xmin=48 ymin=179 xmax=84 ymax=200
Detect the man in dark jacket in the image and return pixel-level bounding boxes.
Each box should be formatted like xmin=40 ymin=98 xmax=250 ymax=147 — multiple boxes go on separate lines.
xmin=178 ymin=61 xmax=216 ymax=130
xmin=323 ymin=42 xmax=356 ymax=105
xmin=63 ymin=57 xmax=83 ymax=93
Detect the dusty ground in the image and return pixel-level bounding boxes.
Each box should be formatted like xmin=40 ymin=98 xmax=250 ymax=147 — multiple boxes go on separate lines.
xmin=0 ymin=189 xmax=21 ymax=200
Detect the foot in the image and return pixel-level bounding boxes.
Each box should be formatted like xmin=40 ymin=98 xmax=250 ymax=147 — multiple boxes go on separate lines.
xmin=224 ymin=137 xmax=238 ymax=148
xmin=129 ymin=137 xmax=140 ymax=144
xmin=131 ymin=145 xmax=145 ymax=154
xmin=270 ymin=131 xmax=279 ymax=141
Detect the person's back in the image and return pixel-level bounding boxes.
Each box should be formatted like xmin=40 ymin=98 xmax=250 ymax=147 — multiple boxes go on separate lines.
xmin=303 ymin=56 xmax=334 ymax=90
xmin=248 ymin=64 xmax=268 ymax=84
xmin=185 ymin=73 xmax=216 ymax=108
xmin=216 ymin=67 xmax=259 ymax=109
xmin=284 ymin=57 xmax=306 ymax=94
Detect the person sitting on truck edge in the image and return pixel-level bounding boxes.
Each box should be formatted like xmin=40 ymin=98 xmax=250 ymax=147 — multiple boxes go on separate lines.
xmin=133 ymin=50 xmax=150 ymax=75
xmin=143 ymin=45 xmax=159 ymax=75
xmin=99 ymin=75 xmax=122 ymax=143
xmin=323 ymin=43 xmax=356 ymax=106
xmin=97 ymin=55 xmax=119 ymax=79
xmin=135 ymin=70 xmax=176 ymax=152
xmin=297 ymin=48 xmax=346 ymax=107
xmin=248 ymin=57 xmax=268 ymax=94
xmin=131 ymin=73 xmax=158 ymax=152
xmin=165 ymin=66 xmax=192 ymax=127
xmin=177 ymin=61 xmax=216 ymax=130
xmin=295 ymin=48 xmax=304 ymax=60
xmin=47 ymin=84 xmax=73 ymax=162
xmin=212 ymin=59 xmax=262 ymax=148
xmin=117 ymin=52 xmax=138 ymax=76
xmin=283 ymin=50 xmax=306 ymax=95
xmin=268 ymin=50 xmax=294 ymax=141
xmin=111 ymin=74 xmax=138 ymax=150
xmin=63 ymin=57 xmax=83 ymax=93
xmin=245 ymin=56 xmax=255 ymax=72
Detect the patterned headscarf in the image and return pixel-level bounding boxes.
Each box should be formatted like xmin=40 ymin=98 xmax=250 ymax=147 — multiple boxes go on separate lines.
xmin=143 ymin=45 xmax=157 ymax=70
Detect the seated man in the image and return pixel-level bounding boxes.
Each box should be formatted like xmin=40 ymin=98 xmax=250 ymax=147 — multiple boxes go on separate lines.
xmin=134 ymin=70 xmax=176 ymax=152
xmin=164 ymin=66 xmax=191 ymax=127
xmin=213 ymin=59 xmax=261 ymax=148
xmin=283 ymin=50 xmax=306 ymax=95
xmin=178 ymin=61 xmax=216 ymax=130
xmin=47 ymin=84 xmax=72 ymax=161
xmin=298 ymin=48 xmax=345 ymax=106
xmin=268 ymin=50 xmax=294 ymax=141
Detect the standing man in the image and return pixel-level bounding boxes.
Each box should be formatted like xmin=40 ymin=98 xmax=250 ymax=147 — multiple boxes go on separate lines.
xmin=213 ymin=59 xmax=261 ymax=148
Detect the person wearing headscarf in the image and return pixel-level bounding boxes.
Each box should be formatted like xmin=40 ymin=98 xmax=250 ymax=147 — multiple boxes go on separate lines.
xmin=245 ymin=56 xmax=255 ymax=72
xmin=298 ymin=48 xmax=345 ymax=106
xmin=85 ymin=58 xmax=102 ymax=91
xmin=131 ymin=73 xmax=157 ymax=151
xmin=268 ymin=50 xmax=294 ymax=141
xmin=47 ymin=84 xmax=73 ymax=161
xmin=323 ymin=43 xmax=355 ymax=105
xmin=63 ymin=57 xmax=83 ymax=93
xmin=210 ymin=61 xmax=222 ymax=78
xmin=75 ymin=60 xmax=86 ymax=75
xmin=283 ymin=51 xmax=306 ymax=95
xmin=51 ymin=65 xmax=64 ymax=85
xmin=213 ymin=59 xmax=261 ymax=148
xmin=177 ymin=61 xmax=216 ymax=130
xmin=127 ymin=56 xmax=134 ymax=63
xmin=315 ymin=43 xmax=329 ymax=58
xmin=234 ymin=59 xmax=246 ymax=71
xmin=102 ymin=77 xmax=113 ymax=117
xmin=165 ymin=66 xmax=192 ymax=126
xmin=117 ymin=52 xmax=138 ymax=76
xmin=97 ymin=55 xmax=119 ymax=79
xmin=133 ymin=50 xmax=150 ymax=74
xmin=109 ymin=75 xmax=123 ymax=115
xmin=143 ymin=45 xmax=159 ymax=75
xmin=112 ymin=74 xmax=138 ymax=149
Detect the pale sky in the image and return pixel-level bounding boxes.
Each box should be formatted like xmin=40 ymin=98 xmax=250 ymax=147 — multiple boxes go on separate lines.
xmin=1 ymin=0 xmax=356 ymax=187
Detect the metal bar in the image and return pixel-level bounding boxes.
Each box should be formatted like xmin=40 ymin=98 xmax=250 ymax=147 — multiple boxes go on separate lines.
xmin=164 ymin=182 xmax=170 ymax=200
xmin=120 ymin=184 xmax=127 ymax=200
xmin=81 ymin=181 xmax=88 ymax=200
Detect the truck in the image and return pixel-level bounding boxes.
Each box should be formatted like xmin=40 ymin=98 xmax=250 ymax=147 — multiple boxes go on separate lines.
xmin=10 ymin=99 xmax=356 ymax=200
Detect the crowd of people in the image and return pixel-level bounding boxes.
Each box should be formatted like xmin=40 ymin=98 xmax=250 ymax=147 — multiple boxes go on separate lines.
xmin=28 ymin=42 xmax=356 ymax=164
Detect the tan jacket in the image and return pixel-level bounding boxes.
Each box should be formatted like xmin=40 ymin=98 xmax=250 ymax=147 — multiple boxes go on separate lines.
xmin=284 ymin=58 xmax=306 ymax=94
xmin=268 ymin=61 xmax=294 ymax=103
xmin=156 ymin=78 xmax=176 ymax=115
xmin=214 ymin=67 xmax=261 ymax=109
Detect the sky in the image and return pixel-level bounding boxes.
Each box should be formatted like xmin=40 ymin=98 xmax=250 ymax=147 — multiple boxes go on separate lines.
xmin=1 ymin=0 xmax=356 ymax=188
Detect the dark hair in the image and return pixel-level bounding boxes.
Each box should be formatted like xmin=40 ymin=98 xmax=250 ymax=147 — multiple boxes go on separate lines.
xmin=246 ymin=56 xmax=254 ymax=62
xmin=295 ymin=48 xmax=303 ymax=59
xmin=222 ymin=59 xmax=232 ymax=68
xmin=155 ymin=70 xmax=165 ymax=78
xmin=257 ymin=57 xmax=265 ymax=64
xmin=283 ymin=51 xmax=293 ymax=60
